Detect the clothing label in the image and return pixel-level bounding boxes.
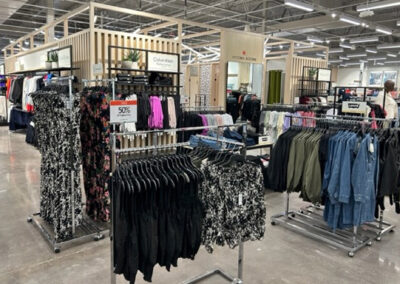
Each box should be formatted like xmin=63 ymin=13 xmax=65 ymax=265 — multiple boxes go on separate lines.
xmin=342 ymin=101 xmax=367 ymax=114
xmin=369 ymin=143 xmax=374 ymax=153
xmin=238 ymin=193 xmax=243 ymax=206
xmin=110 ymin=100 xmax=138 ymax=123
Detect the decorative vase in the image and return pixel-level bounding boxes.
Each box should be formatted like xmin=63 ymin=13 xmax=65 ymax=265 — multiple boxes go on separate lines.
xmin=122 ymin=61 xmax=133 ymax=69
xmin=132 ymin=62 xmax=139 ymax=69
xmin=45 ymin=62 xmax=52 ymax=69
xmin=52 ymin=62 xmax=59 ymax=69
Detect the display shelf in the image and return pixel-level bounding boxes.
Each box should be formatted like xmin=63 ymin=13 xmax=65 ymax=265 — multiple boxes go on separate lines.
xmin=110 ymin=67 xmax=181 ymax=75
xmin=8 ymin=67 xmax=79 ymax=75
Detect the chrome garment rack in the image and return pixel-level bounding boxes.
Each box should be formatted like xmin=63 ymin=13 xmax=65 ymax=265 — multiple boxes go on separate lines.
xmin=27 ymin=76 xmax=105 ymax=253
xmin=270 ymin=114 xmax=395 ymax=257
xmin=109 ymin=123 xmax=248 ymax=284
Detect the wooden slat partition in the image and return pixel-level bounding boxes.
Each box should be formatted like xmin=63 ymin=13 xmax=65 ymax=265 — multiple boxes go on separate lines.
xmin=290 ymin=56 xmax=328 ymax=104
xmin=93 ymin=28 xmax=181 ymax=148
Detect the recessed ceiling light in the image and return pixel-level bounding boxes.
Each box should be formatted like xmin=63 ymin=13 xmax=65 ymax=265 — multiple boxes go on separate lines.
xmin=339 ymin=15 xmax=361 ymax=26
xmin=357 ymin=0 xmax=400 ymax=12
xmin=284 ymin=0 xmax=314 ymax=12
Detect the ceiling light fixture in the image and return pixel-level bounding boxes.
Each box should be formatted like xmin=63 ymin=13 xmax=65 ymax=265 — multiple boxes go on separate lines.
xmin=307 ymin=36 xmax=323 ymax=43
xmin=340 ymin=37 xmax=346 ymax=42
xmin=366 ymin=48 xmax=377 ymax=53
xmin=376 ymin=26 xmax=392 ymax=35
xmin=361 ymin=22 xmax=366 ymax=27
xmin=367 ymin=57 xmax=387 ymax=61
xmin=387 ymin=53 xmax=397 ymax=57
xmin=132 ymin=28 xmax=141 ymax=34
xmin=397 ymin=20 xmax=400 ymax=26
xmin=328 ymin=48 xmax=344 ymax=53
xmin=360 ymin=60 xmax=368 ymax=63
xmin=345 ymin=62 xmax=362 ymax=66
xmin=357 ymin=0 xmax=400 ymax=12
xmin=328 ymin=59 xmax=343 ymax=63
xmin=347 ymin=53 xmax=367 ymax=58
xmin=284 ymin=0 xmax=314 ymax=12
xmin=339 ymin=15 xmax=361 ymax=26
xmin=339 ymin=43 xmax=354 ymax=49
xmin=279 ymin=45 xmax=283 ymax=49
xmin=331 ymin=13 xmax=337 ymax=18
xmin=316 ymin=53 xmax=326 ymax=57
xmin=326 ymin=39 xmax=330 ymax=44
xmin=385 ymin=60 xmax=400 ymax=64
xmin=349 ymin=36 xmax=379 ymax=44
xmin=154 ymin=33 xmax=162 ymax=37
xmin=377 ymin=43 xmax=400 ymax=49
xmin=376 ymin=62 xmax=385 ymax=66
xmin=94 ymin=15 xmax=98 ymax=24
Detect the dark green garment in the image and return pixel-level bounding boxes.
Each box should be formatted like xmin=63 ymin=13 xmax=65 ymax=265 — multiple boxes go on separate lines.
xmin=267 ymin=70 xmax=282 ymax=104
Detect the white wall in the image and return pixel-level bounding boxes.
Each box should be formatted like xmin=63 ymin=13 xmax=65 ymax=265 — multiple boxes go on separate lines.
xmin=336 ymin=65 xmax=400 ymax=87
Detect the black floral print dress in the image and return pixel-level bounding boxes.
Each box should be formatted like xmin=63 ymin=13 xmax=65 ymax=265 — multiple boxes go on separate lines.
xmin=32 ymin=87 xmax=82 ymax=241
xmin=80 ymin=88 xmax=125 ymax=222
xmin=198 ymin=161 xmax=266 ymax=253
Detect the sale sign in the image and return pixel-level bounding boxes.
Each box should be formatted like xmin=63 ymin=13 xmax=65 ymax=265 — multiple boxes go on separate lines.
xmin=110 ymin=99 xmax=137 ymax=123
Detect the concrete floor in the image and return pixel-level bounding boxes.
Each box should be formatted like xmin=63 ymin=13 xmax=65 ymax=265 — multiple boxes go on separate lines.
xmin=0 ymin=126 xmax=400 ymax=284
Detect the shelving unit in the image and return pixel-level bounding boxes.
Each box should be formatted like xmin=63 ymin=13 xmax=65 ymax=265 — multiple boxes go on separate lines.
xmin=299 ymin=66 xmax=332 ymax=100
xmin=108 ymin=46 xmax=181 ymax=96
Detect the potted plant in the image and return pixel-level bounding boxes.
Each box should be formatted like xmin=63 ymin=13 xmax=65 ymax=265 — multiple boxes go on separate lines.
xmin=122 ymin=50 xmax=140 ymax=69
xmin=45 ymin=53 xmax=53 ymax=69
xmin=308 ymin=67 xmax=318 ymax=80
xmin=51 ymin=52 xmax=59 ymax=69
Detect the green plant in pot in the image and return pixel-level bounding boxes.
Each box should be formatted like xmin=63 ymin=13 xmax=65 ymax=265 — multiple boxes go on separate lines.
xmin=50 ymin=52 xmax=59 ymax=69
xmin=45 ymin=52 xmax=53 ymax=69
xmin=122 ymin=50 xmax=140 ymax=69
xmin=308 ymin=68 xmax=318 ymax=80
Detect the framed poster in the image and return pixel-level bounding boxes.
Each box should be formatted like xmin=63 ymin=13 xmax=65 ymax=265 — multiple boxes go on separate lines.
xmin=383 ymin=71 xmax=397 ymax=85
xmin=369 ymin=71 xmax=383 ymax=87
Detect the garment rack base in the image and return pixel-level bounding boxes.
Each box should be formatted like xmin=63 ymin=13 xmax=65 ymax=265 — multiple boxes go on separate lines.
xmin=271 ymin=209 xmax=374 ymax=257
xmin=27 ymin=212 xmax=109 ymax=253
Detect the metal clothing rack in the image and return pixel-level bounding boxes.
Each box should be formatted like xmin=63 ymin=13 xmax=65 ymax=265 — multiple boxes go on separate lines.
xmin=183 ymin=105 xmax=224 ymax=111
xmin=27 ymin=76 xmax=105 ymax=253
xmin=270 ymin=114 xmax=395 ymax=257
xmin=109 ymin=123 xmax=248 ymax=284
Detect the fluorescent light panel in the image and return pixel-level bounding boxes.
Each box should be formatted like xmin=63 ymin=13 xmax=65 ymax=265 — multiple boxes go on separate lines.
xmin=378 ymin=43 xmax=400 ymax=49
xmin=347 ymin=53 xmax=367 ymax=58
xmin=367 ymin=57 xmax=387 ymax=61
xmin=349 ymin=36 xmax=379 ymax=44
xmin=385 ymin=60 xmax=400 ymax=64
xmin=387 ymin=53 xmax=397 ymax=57
xmin=366 ymin=48 xmax=377 ymax=54
xmin=340 ymin=56 xmax=350 ymax=60
xmin=307 ymin=36 xmax=323 ymax=43
xmin=284 ymin=0 xmax=314 ymax=12
xmin=376 ymin=62 xmax=385 ymax=65
xmin=328 ymin=48 xmax=344 ymax=53
xmin=328 ymin=59 xmax=342 ymax=63
xmin=357 ymin=0 xmax=400 ymax=12
xmin=339 ymin=43 xmax=354 ymax=49
xmin=376 ymin=26 xmax=392 ymax=35
xmin=339 ymin=15 xmax=361 ymax=26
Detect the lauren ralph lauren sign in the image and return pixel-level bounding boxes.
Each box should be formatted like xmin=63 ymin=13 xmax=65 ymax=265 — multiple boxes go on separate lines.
xmin=148 ymin=52 xmax=179 ymax=73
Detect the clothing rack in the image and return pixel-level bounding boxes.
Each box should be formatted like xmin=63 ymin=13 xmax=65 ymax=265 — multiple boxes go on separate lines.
xmin=183 ymin=105 xmax=224 ymax=111
xmin=270 ymin=113 xmax=395 ymax=257
xmin=109 ymin=123 xmax=248 ymax=284
xmin=27 ymin=76 xmax=106 ymax=253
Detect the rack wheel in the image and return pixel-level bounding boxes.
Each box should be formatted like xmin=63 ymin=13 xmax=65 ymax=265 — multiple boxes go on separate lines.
xmin=291 ymin=214 xmax=296 ymax=218
xmin=348 ymin=251 xmax=354 ymax=257
xmin=27 ymin=217 xmax=32 ymax=223
xmin=390 ymin=229 xmax=395 ymax=233
xmin=271 ymin=221 xmax=276 ymax=226
xmin=54 ymin=247 xmax=60 ymax=253
xmin=376 ymin=236 xmax=382 ymax=241
xmin=367 ymin=241 xmax=373 ymax=246
xmin=94 ymin=234 xmax=104 ymax=241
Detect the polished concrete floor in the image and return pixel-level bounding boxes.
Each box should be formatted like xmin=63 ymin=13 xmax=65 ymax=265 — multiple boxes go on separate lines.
xmin=1 ymin=126 xmax=400 ymax=284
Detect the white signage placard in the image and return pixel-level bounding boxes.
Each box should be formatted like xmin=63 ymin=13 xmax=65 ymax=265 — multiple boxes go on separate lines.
xmin=318 ymin=69 xmax=331 ymax=81
xmin=0 ymin=65 xmax=4 ymax=75
xmin=92 ymin=63 xmax=104 ymax=76
xmin=148 ymin=52 xmax=178 ymax=73
xmin=110 ymin=100 xmax=138 ymax=123
xmin=58 ymin=47 xmax=71 ymax=68
xmin=342 ymin=101 xmax=367 ymax=114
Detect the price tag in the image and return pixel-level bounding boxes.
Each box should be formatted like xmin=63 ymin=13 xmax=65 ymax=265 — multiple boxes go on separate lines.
xmin=110 ymin=100 xmax=137 ymax=124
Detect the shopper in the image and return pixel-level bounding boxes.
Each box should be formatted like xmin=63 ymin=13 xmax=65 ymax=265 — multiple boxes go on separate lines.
xmin=375 ymin=80 xmax=398 ymax=119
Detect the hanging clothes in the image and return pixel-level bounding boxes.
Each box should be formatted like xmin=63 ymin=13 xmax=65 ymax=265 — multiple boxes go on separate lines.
xmin=31 ymin=86 xmax=82 ymax=241
xmin=112 ymin=153 xmax=204 ymax=283
xmin=80 ymin=88 xmax=125 ymax=222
